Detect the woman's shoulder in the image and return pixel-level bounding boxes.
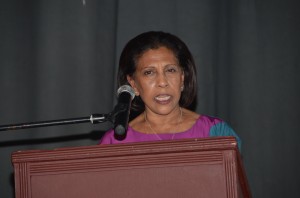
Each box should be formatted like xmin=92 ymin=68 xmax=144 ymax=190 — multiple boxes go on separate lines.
xmin=180 ymin=108 xmax=200 ymax=130
xmin=182 ymin=110 xmax=223 ymax=127
xmin=197 ymin=114 xmax=224 ymax=124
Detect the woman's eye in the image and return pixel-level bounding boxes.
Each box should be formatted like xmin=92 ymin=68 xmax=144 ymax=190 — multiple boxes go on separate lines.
xmin=144 ymin=70 xmax=153 ymax=75
xmin=166 ymin=67 xmax=177 ymax=73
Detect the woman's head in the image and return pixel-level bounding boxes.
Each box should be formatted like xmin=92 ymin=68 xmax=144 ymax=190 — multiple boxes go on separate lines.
xmin=118 ymin=31 xmax=197 ymax=112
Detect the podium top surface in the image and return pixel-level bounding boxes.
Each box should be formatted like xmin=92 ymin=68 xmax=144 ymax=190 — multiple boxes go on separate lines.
xmin=12 ymin=136 xmax=238 ymax=164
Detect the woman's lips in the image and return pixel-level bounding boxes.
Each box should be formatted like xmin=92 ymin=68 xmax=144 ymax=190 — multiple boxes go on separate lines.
xmin=154 ymin=94 xmax=171 ymax=104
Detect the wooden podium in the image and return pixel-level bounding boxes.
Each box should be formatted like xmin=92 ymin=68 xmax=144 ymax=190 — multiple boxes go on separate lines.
xmin=12 ymin=137 xmax=251 ymax=198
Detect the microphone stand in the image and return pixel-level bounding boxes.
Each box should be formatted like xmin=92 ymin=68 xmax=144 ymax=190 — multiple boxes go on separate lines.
xmin=0 ymin=98 xmax=128 ymax=141
xmin=0 ymin=113 xmax=112 ymax=132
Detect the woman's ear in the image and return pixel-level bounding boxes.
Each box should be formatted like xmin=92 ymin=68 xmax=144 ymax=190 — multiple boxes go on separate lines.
xmin=127 ymin=75 xmax=139 ymax=96
xmin=181 ymin=71 xmax=185 ymax=90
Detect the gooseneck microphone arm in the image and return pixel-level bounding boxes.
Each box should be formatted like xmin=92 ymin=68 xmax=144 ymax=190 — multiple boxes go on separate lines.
xmin=0 ymin=85 xmax=135 ymax=140
xmin=0 ymin=113 xmax=111 ymax=132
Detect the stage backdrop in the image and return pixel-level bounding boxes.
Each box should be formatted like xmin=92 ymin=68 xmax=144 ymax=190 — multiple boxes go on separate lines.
xmin=0 ymin=0 xmax=299 ymax=198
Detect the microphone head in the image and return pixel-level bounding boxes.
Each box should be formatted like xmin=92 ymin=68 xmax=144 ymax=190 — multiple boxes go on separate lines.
xmin=117 ymin=85 xmax=135 ymax=100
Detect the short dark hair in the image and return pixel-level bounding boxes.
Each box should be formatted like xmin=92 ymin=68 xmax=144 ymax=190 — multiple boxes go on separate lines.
xmin=118 ymin=31 xmax=197 ymax=112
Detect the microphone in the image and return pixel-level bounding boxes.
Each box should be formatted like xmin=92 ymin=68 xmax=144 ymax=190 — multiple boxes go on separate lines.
xmin=113 ymin=85 xmax=135 ymax=140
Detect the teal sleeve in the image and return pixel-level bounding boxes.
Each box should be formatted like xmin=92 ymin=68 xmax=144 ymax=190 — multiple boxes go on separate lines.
xmin=209 ymin=122 xmax=242 ymax=151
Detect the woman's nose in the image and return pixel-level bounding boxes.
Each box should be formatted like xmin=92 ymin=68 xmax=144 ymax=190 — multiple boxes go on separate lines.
xmin=157 ymin=72 xmax=168 ymax=88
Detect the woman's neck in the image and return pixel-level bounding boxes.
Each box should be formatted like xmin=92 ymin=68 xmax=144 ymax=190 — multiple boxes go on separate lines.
xmin=143 ymin=107 xmax=183 ymax=134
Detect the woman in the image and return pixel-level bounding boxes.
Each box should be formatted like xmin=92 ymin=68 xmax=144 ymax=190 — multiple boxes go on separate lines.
xmin=100 ymin=31 xmax=241 ymax=149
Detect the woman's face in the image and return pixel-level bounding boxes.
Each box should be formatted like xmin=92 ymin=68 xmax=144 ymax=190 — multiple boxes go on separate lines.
xmin=127 ymin=47 xmax=184 ymax=115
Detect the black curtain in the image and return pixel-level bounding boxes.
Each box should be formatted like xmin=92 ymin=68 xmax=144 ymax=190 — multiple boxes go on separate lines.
xmin=0 ymin=0 xmax=299 ymax=197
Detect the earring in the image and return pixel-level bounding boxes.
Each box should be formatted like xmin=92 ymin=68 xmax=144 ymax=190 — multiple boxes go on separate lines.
xmin=180 ymin=85 xmax=184 ymax=92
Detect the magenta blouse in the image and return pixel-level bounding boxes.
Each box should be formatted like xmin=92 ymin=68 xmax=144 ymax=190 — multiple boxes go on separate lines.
xmin=99 ymin=115 xmax=241 ymax=150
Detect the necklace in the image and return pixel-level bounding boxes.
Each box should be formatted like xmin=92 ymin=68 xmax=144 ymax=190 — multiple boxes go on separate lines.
xmin=144 ymin=107 xmax=183 ymax=140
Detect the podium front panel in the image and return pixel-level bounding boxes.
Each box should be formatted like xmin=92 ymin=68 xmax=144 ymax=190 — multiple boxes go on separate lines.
xmin=12 ymin=137 xmax=251 ymax=198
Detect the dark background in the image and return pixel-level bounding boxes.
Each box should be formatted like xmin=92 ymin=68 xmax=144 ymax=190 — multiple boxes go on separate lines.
xmin=0 ymin=0 xmax=299 ymax=197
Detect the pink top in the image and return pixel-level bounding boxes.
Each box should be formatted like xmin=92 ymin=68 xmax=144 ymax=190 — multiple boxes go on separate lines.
xmin=99 ymin=115 xmax=241 ymax=149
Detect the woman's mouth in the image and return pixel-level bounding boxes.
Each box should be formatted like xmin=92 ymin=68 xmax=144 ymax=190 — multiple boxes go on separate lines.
xmin=154 ymin=95 xmax=171 ymax=103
